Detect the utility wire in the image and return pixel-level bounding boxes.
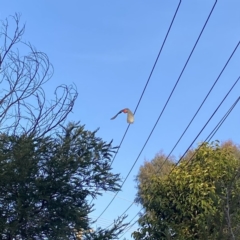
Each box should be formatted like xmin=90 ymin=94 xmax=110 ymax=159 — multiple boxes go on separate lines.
xmin=169 ymin=75 xmax=240 ymax=174
xmin=90 ymin=0 xmax=181 ymax=207
xmin=157 ymin=41 xmax=240 ymax=172
xmin=110 ymin=0 xmax=182 ymax=167
xmin=105 ymin=201 xmax=136 ymax=229
xmin=105 ymin=77 xmax=240 ymax=234
xmin=119 ymin=208 xmax=143 ymax=239
xmin=95 ymin=0 xmax=217 ymax=222
xmin=181 ymin=95 xmax=240 ymax=170
xmin=119 ymin=96 xmax=240 ymax=238
xmin=206 ymin=97 xmax=240 ymax=141
xmin=101 ymin=46 xmax=239 ymax=230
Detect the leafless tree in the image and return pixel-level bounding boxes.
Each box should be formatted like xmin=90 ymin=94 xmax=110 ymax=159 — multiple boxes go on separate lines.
xmin=0 ymin=13 xmax=77 ymax=137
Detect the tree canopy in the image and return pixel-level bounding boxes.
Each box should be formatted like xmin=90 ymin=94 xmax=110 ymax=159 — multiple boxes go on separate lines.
xmin=0 ymin=14 xmax=128 ymax=239
xmin=133 ymin=141 xmax=240 ymax=240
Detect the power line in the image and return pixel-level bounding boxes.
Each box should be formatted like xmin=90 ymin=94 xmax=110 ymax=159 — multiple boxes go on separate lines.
xmin=156 ymin=41 xmax=240 ymax=173
xmin=206 ymin=97 xmax=240 ymax=142
xmin=169 ymin=75 xmax=240 ymax=174
xmin=101 ymin=43 xmax=239 ymax=230
xmin=180 ymin=95 xmax=240 ymax=170
xmin=118 ymin=95 xmax=240 ymax=238
xmin=110 ymin=0 xmax=182 ymax=167
xmin=119 ymin=208 xmax=143 ymax=239
xmin=95 ymin=0 xmax=217 ymax=222
xmin=90 ymin=0 xmax=182 ymax=207
xmin=89 ymin=216 xmax=113 ymax=226
xmin=105 ymin=201 xmax=136 ymax=229
xmin=119 ymin=219 xmax=139 ymax=239
xmin=104 ymin=74 xmax=240 ymax=233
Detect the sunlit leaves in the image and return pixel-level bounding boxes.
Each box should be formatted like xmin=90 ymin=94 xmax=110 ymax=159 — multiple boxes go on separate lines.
xmin=133 ymin=141 xmax=240 ymax=239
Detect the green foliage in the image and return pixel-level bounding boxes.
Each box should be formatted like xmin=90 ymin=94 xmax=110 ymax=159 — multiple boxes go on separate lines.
xmin=83 ymin=216 xmax=128 ymax=240
xmin=135 ymin=152 xmax=174 ymax=205
xmin=0 ymin=14 xmax=129 ymax=239
xmin=0 ymin=123 xmax=127 ymax=239
xmin=133 ymin=142 xmax=240 ymax=239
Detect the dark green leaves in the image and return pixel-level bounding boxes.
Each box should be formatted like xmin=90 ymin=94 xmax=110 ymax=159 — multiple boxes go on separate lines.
xmin=0 ymin=123 xmax=126 ymax=239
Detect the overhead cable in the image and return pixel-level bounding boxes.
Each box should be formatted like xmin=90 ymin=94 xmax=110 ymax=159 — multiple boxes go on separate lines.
xmin=95 ymin=0 xmax=217 ymax=221
xmin=110 ymin=0 xmax=182 ymax=167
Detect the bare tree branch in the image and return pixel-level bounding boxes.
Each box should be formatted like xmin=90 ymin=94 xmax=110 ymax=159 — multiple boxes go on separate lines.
xmin=224 ymin=186 xmax=236 ymax=240
xmin=0 ymin=13 xmax=78 ymax=137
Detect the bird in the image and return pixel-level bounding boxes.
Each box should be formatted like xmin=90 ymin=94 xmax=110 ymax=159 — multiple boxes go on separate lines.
xmin=110 ymin=108 xmax=134 ymax=124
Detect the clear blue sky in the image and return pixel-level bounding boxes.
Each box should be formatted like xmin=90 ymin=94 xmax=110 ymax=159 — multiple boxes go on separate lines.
xmin=1 ymin=1 xmax=240 ymax=239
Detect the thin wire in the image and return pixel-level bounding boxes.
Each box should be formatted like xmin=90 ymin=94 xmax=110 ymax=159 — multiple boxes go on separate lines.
xmin=104 ymin=191 xmax=133 ymax=203
xmin=98 ymin=45 xmax=239 ymax=230
xmin=110 ymin=0 xmax=182 ymax=167
xmin=206 ymin=97 xmax=240 ymax=142
xmin=169 ymin=75 xmax=240 ymax=175
xmin=156 ymin=41 xmax=240 ymax=172
xmin=95 ymin=0 xmax=217 ymax=222
xmin=119 ymin=219 xmax=139 ymax=239
xmin=119 ymin=96 xmax=240 ymax=238
xmin=90 ymin=0 xmax=182 ymax=207
xmin=105 ymin=201 xmax=136 ymax=229
xmin=119 ymin=209 xmax=143 ymax=239
xmin=181 ymin=96 xmax=240 ymax=169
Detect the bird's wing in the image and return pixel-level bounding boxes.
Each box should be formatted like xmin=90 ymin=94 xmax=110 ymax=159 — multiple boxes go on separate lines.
xmin=110 ymin=110 xmax=122 ymax=120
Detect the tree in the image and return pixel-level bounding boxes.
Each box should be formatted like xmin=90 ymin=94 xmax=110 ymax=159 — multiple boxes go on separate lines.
xmin=133 ymin=141 xmax=240 ymax=240
xmin=135 ymin=152 xmax=174 ymax=205
xmin=133 ymin=153 xmax=175 ymax=240
xmin=0 ymin=13 xmax=77 ymax=137
xmin=0 ymin=14 xmax=128 ymax=239
xmin=0 ymin=123 xmax=129 ymax=239
xmin=0 ymin=124 xmax=129 ymax=239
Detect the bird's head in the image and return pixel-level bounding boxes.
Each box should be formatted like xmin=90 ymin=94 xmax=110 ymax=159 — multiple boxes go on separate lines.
xmin=122 ymin=108 xmax=129 ymax=113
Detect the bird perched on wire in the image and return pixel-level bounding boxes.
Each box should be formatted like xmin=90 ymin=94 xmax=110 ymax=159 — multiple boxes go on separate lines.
xmin=110 ymin=108 xmax=134 ymax=124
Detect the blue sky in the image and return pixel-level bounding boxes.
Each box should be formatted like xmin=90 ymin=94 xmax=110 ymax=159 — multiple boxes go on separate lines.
xmin=1 ymin=1 xmax=240 ymax=239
